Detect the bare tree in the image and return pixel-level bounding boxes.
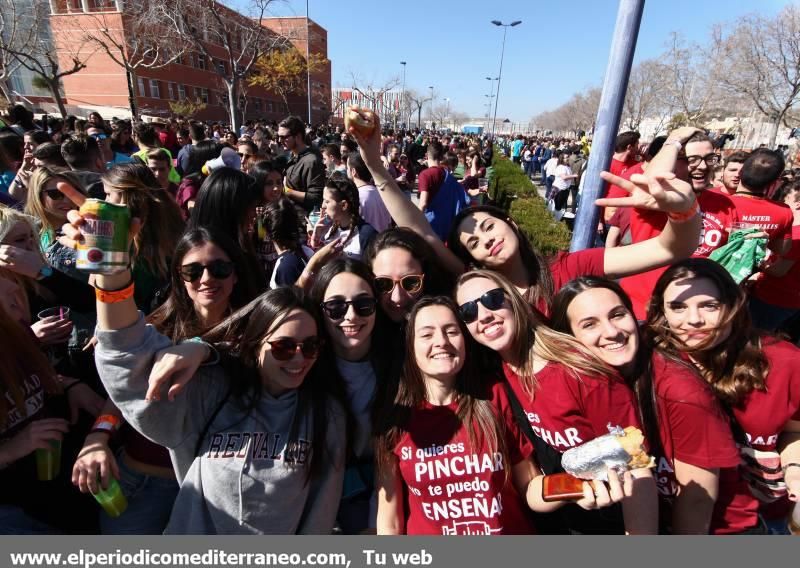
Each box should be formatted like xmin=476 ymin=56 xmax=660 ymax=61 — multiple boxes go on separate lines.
xmin=3 ymin=0 xmax=92 ymax=117
xmin=80 ymin=0 xmax=186 ymax=120
xmin=0 ymin=0 xmax=37 ymax=104
xmin=403 ymin=88 xmax=429 ymax=129
xmin=714 ymin=6 xmax=800 ymax=148
xmin=623 ymin=59 xmax=671 ymax=132
xmin=348 ymin=71 xmax=400 ymax=124
xmin=162 ymin=0 xmax=287 ymax=131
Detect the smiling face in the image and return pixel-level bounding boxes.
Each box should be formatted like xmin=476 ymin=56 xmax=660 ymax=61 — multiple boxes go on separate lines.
xmin=455 ymin=276 xmax=515 ymax=360
xmin=662 ymin=276 xmax=730 ymax=349
xmin=181 ymin=241 xmax=237 ymax=315
xmin=412 ymin=305 xmax=465 ymax=382
xmin=683 ymin=140 xmax=715 ymax=193
xmin=371 ymin=247 xmax=424 ymax=323
xmin=42 ymin=180 xmax=76 ymax=220
xmin=565 ymin=287 xmax=639 ymax=371
xmin=455 ymin=211 xmax=520 ymax=269
xmin=257 ymin=309 xmax=318 ymax=397
xmin=322 ymin=272 xmax=375 ymax=360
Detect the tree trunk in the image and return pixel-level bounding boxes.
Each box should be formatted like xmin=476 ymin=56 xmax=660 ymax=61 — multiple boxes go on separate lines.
xmin=279 ymin=91 xmax=292 ymax=117
xmin=767 ymin=115 xmax=781 ymax=149
xmin=126 ymin=69 xmax=139 ymax=120
xmin=0 ymin=80 xmax=13 ymax=105
xmin=417 ymin=105 xmax=422 ymax=129
xmin=48 ymin=78 xmax=68 ymax=118
xmin=227 ymin=81 xmax=239 ymax=133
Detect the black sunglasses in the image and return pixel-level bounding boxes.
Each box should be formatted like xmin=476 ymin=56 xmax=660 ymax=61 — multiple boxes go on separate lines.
xmin=458 ymin=288 xmax=506 ymax=323
xmin=41 ymin=188 xmax=65 ymax=201
xmin=321 ymin=296 xmax=377 ymax=320
xmin=266 ymin=338 xmax=322 ymax=361
xmin=179 ymin=260 xmax=235 ymax=282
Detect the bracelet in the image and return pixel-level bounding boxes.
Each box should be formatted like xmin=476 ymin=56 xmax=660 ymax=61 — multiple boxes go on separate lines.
xmin=782 ymin=463 xmax=800 ymax=476
xmin=667 ymin=199 xmax=699 ymax=223
xmin=664 ymin=139 xmax=683 ymax=152
xmin=91 ymin=414 xmax=122 ymax=435
xmin=95 ymin=281 xmax=134 ymax=303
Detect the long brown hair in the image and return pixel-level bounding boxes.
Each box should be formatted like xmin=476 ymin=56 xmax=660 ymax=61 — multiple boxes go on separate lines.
xmin=0 ymin=305 xmax=62 ymax=430
xmin=644 ymin=258 xmax=768 ymax=407
xmin=375 ymin=296 xmax=509 ymax=479
xmin=102 ymin=162 xmax=184 ymax=280
xmin=455 ymin=270 xmax=612 ymax=400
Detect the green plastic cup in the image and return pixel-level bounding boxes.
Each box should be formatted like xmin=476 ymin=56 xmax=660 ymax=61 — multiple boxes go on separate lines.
xmin=35 ymin=439 xmax=61 ymax=481
xmin=92 ymin=477 xmax=128 ymax=518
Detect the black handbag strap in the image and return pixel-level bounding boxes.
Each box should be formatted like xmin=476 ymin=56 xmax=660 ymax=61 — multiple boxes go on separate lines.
xmin=503 ymin=381 xmax=564 ymax=475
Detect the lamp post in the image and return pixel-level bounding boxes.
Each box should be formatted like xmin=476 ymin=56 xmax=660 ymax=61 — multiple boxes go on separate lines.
xmin=443 ymin=97 xmax=450 ymax=130
xmin=490 ymin=20 xmax=521 ymax=140
xmin=485 ymin=76 xmax=497 ymax=131
xmin=305 ymin=0 xmax=312 ymax=125
xmin=428 ymin=85 xmax=434 ymax=129
xmin=400 ymin=61 xmax=407 ymax=128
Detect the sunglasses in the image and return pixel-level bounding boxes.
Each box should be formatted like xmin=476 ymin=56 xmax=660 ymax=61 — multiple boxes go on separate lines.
xmin=41 ymin=188 xmax=65 ymax=201
xmin=374 ymin=274 xmax=424 ymax=296
xmin=179 ymin=260 xmax=235 ymax=282
xmin=458 ymin=288 xmax=506 ymax=324
xmin=321 ymin=296 xmax=377 ymax=320
xmin=266 ymin=338 xmax=322 ymax=361
xmin=90 ymin=133 xmax=108 ymax=140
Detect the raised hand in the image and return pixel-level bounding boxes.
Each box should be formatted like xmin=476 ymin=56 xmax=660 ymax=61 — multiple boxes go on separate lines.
xmin=595 ymin=171 xmax=696 ymax=215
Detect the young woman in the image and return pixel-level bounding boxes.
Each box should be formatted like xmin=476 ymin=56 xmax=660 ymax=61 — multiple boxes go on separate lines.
xmin=347 ymin=111 xmax=702 ymax=316
xmin=550 ymin=276 xmax=748 ymax=534
xmin=101 ymin=163 xmax=184 ymax=312
xmin=319 ymin=176 xmax=376 ymax=260
xmin=263 ymin=198 xmax=314 ymax=289
xmin=552 ymin=152 xmax=579 ymax=211
xmin=61 ymin=197 xmax=346 ymax=533
xmin=24 ymin=167 xmax=85 ymax=251
xmin=374 ymin=296 xmax=627 ymax=535
xmin=454 ymin=270 xmax=658 ymax=534
xmin=71 ymin=227 xmax=260 ymax=534
xmin=646 ymin=258 xmax=800 ymax=534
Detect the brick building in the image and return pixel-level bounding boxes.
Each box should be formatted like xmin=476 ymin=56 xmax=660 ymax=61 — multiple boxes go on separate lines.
xmin=45 ymin=0 xmax=331 ymax=124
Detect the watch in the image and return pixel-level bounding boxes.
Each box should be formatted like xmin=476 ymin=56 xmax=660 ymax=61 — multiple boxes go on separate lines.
xmin=37 ymin=264 xmax=53 ymax=280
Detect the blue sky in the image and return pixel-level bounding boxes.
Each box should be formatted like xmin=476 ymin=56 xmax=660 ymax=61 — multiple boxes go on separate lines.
xmin=249 ymin=0 xmax=794 ymax=121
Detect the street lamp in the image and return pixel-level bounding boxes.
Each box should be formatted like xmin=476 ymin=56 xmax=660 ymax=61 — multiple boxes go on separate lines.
xmin=400 ymin=61 xmax=407 ymax=128
xmin=443 ymin=97 xmax=450 ymax=129
xmin=306 ymin=0 xmax=312 ymax=124
xmin=428 ymin=85 xmax=434 ymax=129
xmin=490 ymin=20 xmax=522 ymax=140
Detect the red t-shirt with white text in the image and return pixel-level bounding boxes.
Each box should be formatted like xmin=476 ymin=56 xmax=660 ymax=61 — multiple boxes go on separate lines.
xmin=648 ymin=353 xmax=755 ymax=534
xmin=621 ymin=189 xmax=738 ymax=319
xmin=394 ymin=381 xmax=536 ymax=535
xmin=729 ymin=194 xmax=793 ymax=250
xmin=753 ymin=224 xmax=800 ymax=308
xmin=503 ymin=362 xmax=641 ymax=453
xmin=730 ymin=339 xmax=800 ymax=519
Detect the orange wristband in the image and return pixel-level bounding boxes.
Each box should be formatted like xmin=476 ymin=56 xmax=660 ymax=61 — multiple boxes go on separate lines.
xmin=667 ymin=199 xmax=699 ymax=223
xmin=95 ymin=281 xmax=134 ymax=303
xmin=91 ymin=414 xmax=122 ymax=435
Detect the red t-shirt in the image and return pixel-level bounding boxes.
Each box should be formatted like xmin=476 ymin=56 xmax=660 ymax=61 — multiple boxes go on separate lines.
xmin=537 ymin=248 xmax=606 ymax=316
xmin=753 ymin=224 xmax=800 ymax=308
xmin=417 ymin=166 xmax=447 ymax=203
xmin=503 ymin=362 xmax=641 ymax=453
xmin=620 ymin=189 xmax=739 ymax=319
xmin=648 ymin=353 xmax=753 ymax=534
xmin=729 ymin=194 xmax=793 ymax=250
xmin=731 ymin=339 xmax=800 ymax=519
xmin=604 ymin=158 xmax=638 ymax=200
xmin=394 ymin=381 xmax=535 ymax=535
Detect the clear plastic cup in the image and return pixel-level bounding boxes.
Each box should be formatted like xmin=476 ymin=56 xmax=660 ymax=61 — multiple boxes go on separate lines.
xmin=92 ymin=477 xmax=128 ymax=518
xmin=37 ymin=306 xmax=71 ymax=321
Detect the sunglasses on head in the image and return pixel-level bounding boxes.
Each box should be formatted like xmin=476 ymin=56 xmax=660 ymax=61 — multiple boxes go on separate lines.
xmin=266 ymin=337 xmax=322 ymax=361
xmin=321 ymin=296 xmax=377 ymax=320
xmin=41 ymin=188 xmax=65 ymax=201
xmin=458 ymin=287 xmax=506 ymax=323
xmin=179 ymin=260 xmax=235 ymax=282
xmin=374 ymin=274 xmax=424 ymax=296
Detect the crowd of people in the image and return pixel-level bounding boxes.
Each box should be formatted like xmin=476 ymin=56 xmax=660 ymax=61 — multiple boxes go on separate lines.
xmin=0 ymin=101 xmax=798 ymax=536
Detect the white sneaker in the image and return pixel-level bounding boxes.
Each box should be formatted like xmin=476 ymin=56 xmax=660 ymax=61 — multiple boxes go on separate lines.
xmin=563 ymin=211 xmax=575 ymax=219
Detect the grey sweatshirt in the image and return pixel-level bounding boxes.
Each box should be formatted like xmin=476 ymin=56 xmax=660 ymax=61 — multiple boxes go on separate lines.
xmin=95 ymin=315 xmax=346 ymax=534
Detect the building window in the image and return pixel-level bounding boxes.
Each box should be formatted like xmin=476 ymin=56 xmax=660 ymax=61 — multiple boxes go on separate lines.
xmin=187 ymin=53 xmax=195 ymax=68
xmin=137 ymin=77 xmax=146 ymax=97
xmin=200 ymin=88 xmax=209 ymax=105
xmin=197 ymin=53 xmax=206 ymax=70
xmin=268 ymin=101 xmax=273 ymax=112
xmin=167 ymin=82 xmax=175 ymax=100
xmin=149 ymin=79 xmax=160 ymax=99
xmin=253 ymin=98 xmax=262 ymax=111
xmin=215 ymin=59 xmax=226 ymax=75
xmin=177 ymin=83 xmax=186 ymax=100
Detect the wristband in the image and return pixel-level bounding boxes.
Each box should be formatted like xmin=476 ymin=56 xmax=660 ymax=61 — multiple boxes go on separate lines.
xmin=91 ymin=414 xmax=122 ymax=435
xmin=664 ymin=139 xmax=683 ymax=152
xmin=667 ymin=199 xmax=699 ymax=223
xmin=782 ymin=463 xmax=800 ymax=476
xmin=95 ymin=281 xmax=134 ymax=303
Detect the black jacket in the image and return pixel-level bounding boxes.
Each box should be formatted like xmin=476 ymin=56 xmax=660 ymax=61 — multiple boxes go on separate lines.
xmin=285 ymin=147 xmax=325 ymax=213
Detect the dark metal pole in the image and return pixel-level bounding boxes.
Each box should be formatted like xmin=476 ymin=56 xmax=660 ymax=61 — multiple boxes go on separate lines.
xmin=570 ymin=0 xmax=645 ymax=252
xmin=491 ymin=26 xmax=508 ymax=140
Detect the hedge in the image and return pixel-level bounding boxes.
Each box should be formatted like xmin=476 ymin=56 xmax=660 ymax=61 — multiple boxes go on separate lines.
xmin=488 ymin=154 xmax=572 ymax=256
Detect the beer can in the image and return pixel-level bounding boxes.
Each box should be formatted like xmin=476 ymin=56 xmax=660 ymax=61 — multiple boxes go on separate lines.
xmin=76 ymin=199 xmax=130 ymax=273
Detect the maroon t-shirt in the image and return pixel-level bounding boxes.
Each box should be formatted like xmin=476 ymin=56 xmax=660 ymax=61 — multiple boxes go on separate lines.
xmin=417 ymin=166 xmax=447 ymax=203
xmin=537 ymin=248 xmax=606 ymax=316
xmin=394 ymin=381 xmax=535 ymax=535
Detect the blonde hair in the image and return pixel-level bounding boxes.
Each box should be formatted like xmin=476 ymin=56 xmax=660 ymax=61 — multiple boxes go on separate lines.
xmin=24 ymin=167 xmax=85 ymax=244
xmin=456 ymin=270 xmax=613 ymax=399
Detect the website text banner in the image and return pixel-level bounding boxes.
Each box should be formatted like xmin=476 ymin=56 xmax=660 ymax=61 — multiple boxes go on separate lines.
xmin=0 ymin=536 xmax=788 ymax=568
